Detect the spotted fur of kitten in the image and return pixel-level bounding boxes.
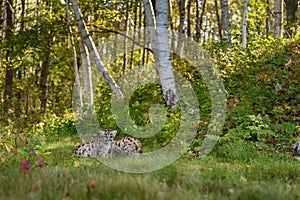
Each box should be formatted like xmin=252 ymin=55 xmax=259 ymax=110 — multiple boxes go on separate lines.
xmin=73 ymin=129 xmax=142 ymax=158
xmin=293 ymin=139 xmax=300 ymax=156
xmin=73 ymin=129 xmax=117 ymax=158
xmin=109 ymin=136 xmax=143 ymax=157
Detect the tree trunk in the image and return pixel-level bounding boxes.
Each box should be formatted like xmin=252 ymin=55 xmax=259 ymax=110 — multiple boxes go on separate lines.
xmin=4 ymin=66 xmax=14 ymax=112
xmin=177 ymin=0 xmax=186 ymax=55
xmin=123 ymin=2 xmax=129 ymax=74
xmin=221 ymin=0 xmax=231 ymax=43
xmin=155 ymin=0 xmax=179 ymax=108
xmin=214 ymin=0 xmax=222 ymax=40
xmin=40 ymin=53 xmax=51 ymax=115
xmin=142 ymin=0 xmax=179 ymax=108
xmin=130 ymin=2 xmax=139 ymax=70
xmin=138 ymin=2 xmax=146 ymax=67
xmin=142 ymin=0 xmax=156 ymax=27
xmin=284 ymin=0 xmax=298 ymax=37
xmin=241 ymin=0 xmax=248 ymax=48
xmin=79 ymin=40 xmax=93 ymax=106
xmin=274 ymin=0 xmax=283 ymax=38
xmin=195 ymin=0 xmax=206 ymax=42
xmin=66 ymin=0 xmax=83 ymax=109
xmin=168 ymin=0 xmax=175 ymax=52
xmin=70 ymin=0 xmax=123 ymax=99
xmin=265 ymin=0 xmax=270 ymax=36
xmin=3 ymin=0 xmax=14 ymax=112
xmin=0 ymin=0 xmax=5 ymax=71
xmin=21 ymin=0 xmax=25 ymax=30
xmin=187 ymin=0 xmax=191 ymax=37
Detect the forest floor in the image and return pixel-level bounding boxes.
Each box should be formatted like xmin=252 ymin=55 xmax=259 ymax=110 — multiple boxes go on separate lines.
xmin=1 ymin=134 xmax=300 ymax=200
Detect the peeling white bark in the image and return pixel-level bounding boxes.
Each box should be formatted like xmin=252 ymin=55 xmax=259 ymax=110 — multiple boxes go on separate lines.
xmin=142 ymin=0 xmax=179 ymax=108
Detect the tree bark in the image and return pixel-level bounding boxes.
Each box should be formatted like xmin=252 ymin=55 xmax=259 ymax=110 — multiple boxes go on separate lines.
xmin=168 ymin=0 xmax=175 ymax=52
xmin=195 ymin=0 xmax=206 ymax=42
xmin=142 ymin=0 xmax=156 ymax=27
xmin=123 ymin=1 xmax=129 ymax=74
xmin=241 ymin=0 xmax=248 ymax=48
xmin=130 ymin=2 xmax=139 ymax=70
xmin=21 ymin=0 xmax=26 ymax=30
xmin=214 ymin=0 xmax=222 ymax=40
xmin=221 ymin=0 xmax=231 ymax=43
xmin=142 ymin=0 xmax=179 ymax=108
xmin=187 ymin=0 xmax=191 ymax=37
xmin=274 ymin=0 xmax=283 ymax=38
xmin=156 ymin=0 xmax=179 ymax=108
xmin=3 ymin=0 xmax=14 ymax=112
xmin=79 ymin=39 xmax=93 ymax=106
xmin=177 ymin=0 xmax=186 ymax=55
xmin=66 ymin=0 xmax=83 ymax=108
xmin=70 ymin=0 xmax=123 ymax=99
xmin=0 ymin=0 xmax=5 ymax=71
xmin=265 ymin=0 xmax=270 ymax=36
xmin=40 ymin=53 xmax=51 ymax=115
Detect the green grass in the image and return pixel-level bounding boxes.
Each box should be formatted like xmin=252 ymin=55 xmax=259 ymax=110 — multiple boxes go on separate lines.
xmin=1 ymin=135 xmax=300 ymax=200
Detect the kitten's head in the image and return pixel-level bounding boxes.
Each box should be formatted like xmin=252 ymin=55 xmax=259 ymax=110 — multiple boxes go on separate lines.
xmin=98 ymin=129 xmax=117 ymax=142
xmin=293 ymin=139 xmax=300 ymax=156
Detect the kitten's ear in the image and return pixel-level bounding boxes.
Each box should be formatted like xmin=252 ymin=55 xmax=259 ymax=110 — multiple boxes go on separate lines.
xmin=111 ymin=130 xmax=117 ymax=137
xmin=98 ymin=129 xmax=104 ymax=136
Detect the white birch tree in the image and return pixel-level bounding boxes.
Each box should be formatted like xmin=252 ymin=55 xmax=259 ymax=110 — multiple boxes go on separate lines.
xmin=79 ymin=40 xmax=93 ymax=106
xmin=70 ymin=0 xmax=123 ymax=99
xmin=241 ymin=0 xmax=248 ymax=48
xmin=274 ymin=0 xmax=283 ymax=38
xmin=142 ymin=0 xmax=180 ymax=109
xmin=66 ymin=0 xmax=83 ymax=107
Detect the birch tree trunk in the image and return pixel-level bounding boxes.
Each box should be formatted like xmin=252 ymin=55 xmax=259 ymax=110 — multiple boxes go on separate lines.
xmin=142 ymin=0 xmax=156 ymax=27
xmin=156 ymin=0 xmax=179 ymax=108
xmin=142 ymin=0 xmax=179 ymax=108
xmin=130 ymin=2 xmax=139 ymax=70
xmin=221 ymin=0 xmax=231 ymax=43
xmin=66 ymin=0 xmax=83 ymax=108
xmin=122 ymin=2 xmax=130 ymax=74
xmin=241 ymin=0 xmax=248 ymax=48
xmin=79 ymin=40 xmax=93 ymax=106
xmin=70 ymin=0 xmax=123 ymax=99
xmin=274 ymin=0 xmax=283 ymax=38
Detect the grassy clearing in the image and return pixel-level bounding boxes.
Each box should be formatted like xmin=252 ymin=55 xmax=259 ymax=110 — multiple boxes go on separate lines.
xmin=1 ymin=134 xmax=300 ymax=200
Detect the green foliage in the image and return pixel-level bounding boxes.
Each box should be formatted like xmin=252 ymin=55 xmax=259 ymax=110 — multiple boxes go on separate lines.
xmin=220 ymin=114 xmax=275 ymax=143
xmin=0 ymin=125 xmax=16 ymax=160
xmin=32 ymin=111 xmax=77 ymax=136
